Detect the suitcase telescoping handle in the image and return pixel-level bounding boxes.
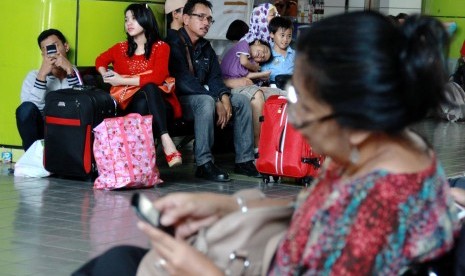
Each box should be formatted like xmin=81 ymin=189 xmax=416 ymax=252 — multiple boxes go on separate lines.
xmin=278 ymin=128 xmax=285 ymax=153
xmin=277 ymin=102 xmax=287 ymax=153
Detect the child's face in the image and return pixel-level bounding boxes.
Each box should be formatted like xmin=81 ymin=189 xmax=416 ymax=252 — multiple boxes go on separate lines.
xmin=271 ymin=27 xmax=292 ymax=51
xmin=250 ymin=43 xmax=271 ymax=63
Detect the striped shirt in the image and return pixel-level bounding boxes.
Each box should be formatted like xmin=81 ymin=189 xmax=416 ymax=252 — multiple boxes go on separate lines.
xmin=20 ymin=70 xmax=79 ymax=111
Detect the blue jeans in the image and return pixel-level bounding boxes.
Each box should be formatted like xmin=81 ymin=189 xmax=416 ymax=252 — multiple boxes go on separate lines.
xmin=16 ymin=102 xmax=44 ymax=151
xmin=179 ymin=93 xmax=254 ymax=166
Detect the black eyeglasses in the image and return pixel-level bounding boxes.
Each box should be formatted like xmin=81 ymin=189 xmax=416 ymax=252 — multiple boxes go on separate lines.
xmin=190 ymin=13 xmax=215 ymax=24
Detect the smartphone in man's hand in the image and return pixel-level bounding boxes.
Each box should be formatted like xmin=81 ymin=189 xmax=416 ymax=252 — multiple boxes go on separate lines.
xmin=131 ymin=193 xmax=174 ymax=236
xmin=45 ymin=44 xmax=57 ymax=56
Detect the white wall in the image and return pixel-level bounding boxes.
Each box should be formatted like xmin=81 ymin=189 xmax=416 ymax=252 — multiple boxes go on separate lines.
xmin=323 ymin=0 xmax=422 ymax=17
xmin=254 ymin=0 xmax=422 ymax=17
xmin=379 ymin=0 xmax=422 ymax=16
xmin=210 ymin=0 xmax=423 ymax=55
xmin=324 ymin=0 xmax=364 ymax=17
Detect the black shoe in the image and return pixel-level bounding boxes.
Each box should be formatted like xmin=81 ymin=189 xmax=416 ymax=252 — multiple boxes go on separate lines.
xmin=254 ymin=152 xmax=259 ymax=159
xmin=234 ymin=161 xmax=262 ymax=178
xmin=195 ymin=161 xmax=230 ymax=182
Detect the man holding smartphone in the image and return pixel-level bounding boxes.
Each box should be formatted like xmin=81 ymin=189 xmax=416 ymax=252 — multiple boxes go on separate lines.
xmin=16 ymin=29 xmax=80 ymax=151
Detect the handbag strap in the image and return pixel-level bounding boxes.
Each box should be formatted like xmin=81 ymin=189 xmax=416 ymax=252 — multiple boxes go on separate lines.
xmin=261 ymin=232 xmax=286 ymax=276
xmin=139 ymin=115 xmax=157 ymax=185
xmin=178 ymin=32 xmax=195 ymax=75
xmin=116 ymin=117 xmax=136 ymax=184
xmin=71 ymin=66 xmax=83 ymax=85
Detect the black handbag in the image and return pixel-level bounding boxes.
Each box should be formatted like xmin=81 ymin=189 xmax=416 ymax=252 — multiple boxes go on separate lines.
xmin=274 ymin=74 xmax=292 ymax=90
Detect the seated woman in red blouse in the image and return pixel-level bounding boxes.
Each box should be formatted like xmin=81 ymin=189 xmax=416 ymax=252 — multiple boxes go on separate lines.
xmin=95 ymin=3 xmax=181 ymax=167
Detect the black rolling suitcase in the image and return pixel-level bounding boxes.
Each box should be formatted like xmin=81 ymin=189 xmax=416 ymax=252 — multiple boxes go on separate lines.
xmin=44 ymin=86 xmax=116 ymax=178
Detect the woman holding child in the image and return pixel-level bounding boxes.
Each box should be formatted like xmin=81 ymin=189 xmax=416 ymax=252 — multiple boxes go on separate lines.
xmin=222 ymin=3 xmax=287 ymax=148
xmin=95 ymin=3 xmax=182 ymax=167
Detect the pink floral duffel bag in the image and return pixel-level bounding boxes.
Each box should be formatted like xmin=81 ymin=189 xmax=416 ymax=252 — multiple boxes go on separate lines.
xmin=93 ymin=113 xmax=162 ymax=190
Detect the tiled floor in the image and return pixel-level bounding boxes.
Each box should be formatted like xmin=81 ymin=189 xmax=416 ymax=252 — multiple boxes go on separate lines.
xmin=0 ymin=118 xmax=465 ymax=275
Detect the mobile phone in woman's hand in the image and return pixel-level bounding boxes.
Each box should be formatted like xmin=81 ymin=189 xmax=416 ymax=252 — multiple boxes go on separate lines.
xmin=131 ymin=193 xmax=175 ymax=236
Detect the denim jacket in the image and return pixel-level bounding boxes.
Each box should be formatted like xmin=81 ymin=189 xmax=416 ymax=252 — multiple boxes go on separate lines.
xmin=166 ymin=28 xmax=230 ymax=101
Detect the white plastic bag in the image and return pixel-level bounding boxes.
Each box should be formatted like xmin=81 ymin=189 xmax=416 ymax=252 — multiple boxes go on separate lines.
xmin=438 ymin=81 xmax=465 ymax=122
xmin=14 ymin=140 xmax=51 ymax=177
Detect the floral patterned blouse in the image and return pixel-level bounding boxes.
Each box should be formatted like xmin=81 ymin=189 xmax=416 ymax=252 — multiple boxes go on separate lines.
xmin=269 ymin=157 xmax=459 ymax=275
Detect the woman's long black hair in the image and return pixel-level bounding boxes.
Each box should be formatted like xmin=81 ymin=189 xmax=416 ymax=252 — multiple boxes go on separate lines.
xmin=296 ymin=11 xmax=449 ymax=133
xmin=125 ymin=3 xmax=161 ymax=60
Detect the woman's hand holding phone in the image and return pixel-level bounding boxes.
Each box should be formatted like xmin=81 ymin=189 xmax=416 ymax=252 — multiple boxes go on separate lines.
xmin=131 ymin=193 xmax=175 ymax=236
xmin=103 ymin=69 xmax=115 ymax=78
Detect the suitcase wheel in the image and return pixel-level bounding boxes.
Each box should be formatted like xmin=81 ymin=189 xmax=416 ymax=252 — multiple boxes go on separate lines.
xmin=262 ymin=175 xmax=281 ymax=184
xmin=297 ymin=176 xmax=314 ymax=187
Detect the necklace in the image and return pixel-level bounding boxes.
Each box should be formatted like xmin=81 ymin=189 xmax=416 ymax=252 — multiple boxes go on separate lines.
xmin=339 ymin=145 xmax=393 ymax=180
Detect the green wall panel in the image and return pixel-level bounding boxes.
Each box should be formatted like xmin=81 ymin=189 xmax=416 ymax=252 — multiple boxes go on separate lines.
xmin=77 ymin=0 xmax=165 ymax=66
xmin=423 ymin=0 xmax=465 ymax=17
xmin=1 ymin=0 xmax=164 ymax=147
xmin=423 ymin=0 xmax=465 ymax=60
xmin=0 ymin=0 xmax=77 ymax=147
xmin=443 ymin=18 xmax=465 ymax=60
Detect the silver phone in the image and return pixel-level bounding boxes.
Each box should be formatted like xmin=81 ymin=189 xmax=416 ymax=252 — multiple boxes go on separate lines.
xmin=45 ymin=44 xmax=57 ymax=56
xmin=131 ymin=193 xmax=174 ymax=235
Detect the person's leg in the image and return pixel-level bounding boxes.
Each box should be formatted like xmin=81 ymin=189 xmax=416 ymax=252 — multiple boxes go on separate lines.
xmin=261 ymin=86 xmax=288 ymax=98
xmin=15 ymin=102 xmax=44 ymax=151
xmin=137 ymin=84 xmax=169 ymax=137
xmin=130 ymin=85 xmax=181 ymax=166
xmin=231 ymin=85 xmax=264 ymax=148
xmin=179 ymin=95 xmax=215 ymax=166
xmin=230 ymin=93 xmax=255 ymax=164
xmin=72 ymin=245 xmax=148 ymax=276
xmin=230 ymin=93 xmax=260 ymax=177
xmin=179 ymin=95 xmax=230 ymax=181
xmin=250 ymin=90 xmax=265 ymax=147
xmin=125 ymin=92 xmax=149 ymax=115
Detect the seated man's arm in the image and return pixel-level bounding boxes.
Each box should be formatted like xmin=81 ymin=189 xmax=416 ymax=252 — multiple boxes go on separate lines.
xmin=206 ymin=48 xmax=230 ymax=100
xmin=20 ymin=71 xmax=47 ymax=107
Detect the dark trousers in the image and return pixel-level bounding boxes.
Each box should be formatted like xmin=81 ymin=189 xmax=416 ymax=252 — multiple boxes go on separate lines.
xmin=125 ymin=83 xmax=169 ymax=138
xmin=456 ymin=224 xmax=465 ymax=276
xmin=72 ymin=245 xmax=148 ymax=276
xmin=15 ymin=102 xmax=44 ymax=151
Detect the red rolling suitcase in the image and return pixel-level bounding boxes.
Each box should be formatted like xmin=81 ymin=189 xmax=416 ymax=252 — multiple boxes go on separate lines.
xmin=256 ymin=95 xmax=324 ymax=185
xmin=44 ymin=86 xmax=116 ymax=178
